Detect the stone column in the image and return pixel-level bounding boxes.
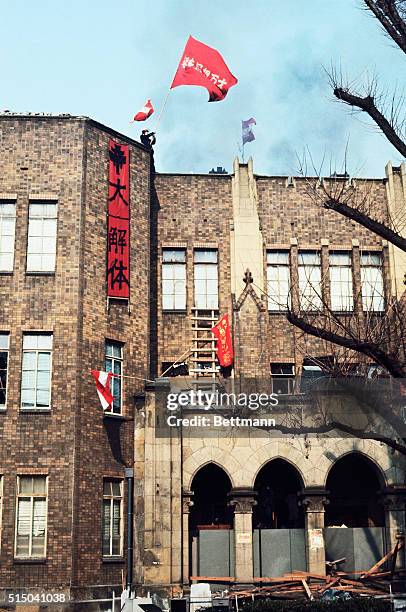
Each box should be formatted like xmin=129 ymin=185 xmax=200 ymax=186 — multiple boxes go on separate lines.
xmin=228 ymin=488 xmax=257 ymax=584
xmin=382 ymin=486 xmax=406 ymax=569
xmin=182 ymin=490 xmax=194 ymax=584
xmin=299 ymin=487 xmax=328 ymax=576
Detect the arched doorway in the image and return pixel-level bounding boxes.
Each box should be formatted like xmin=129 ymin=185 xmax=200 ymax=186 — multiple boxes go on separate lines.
xmin=326 ymin=453 xmax=384 ymax=527
xmin=253 ymin=459 xmax=306 ymax=577
xmin=254 ymin=458 xmax=304 ymax=529
xmin=189 ymin=464 xmax=233 ymax=579
xmin=190 ymin=463 xmax=232 ymax=531
xmin=324 ymin=452 xmax=386 ymax=573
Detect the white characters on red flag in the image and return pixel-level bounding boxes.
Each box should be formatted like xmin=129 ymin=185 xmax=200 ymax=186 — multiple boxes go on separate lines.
xmin=171 ymin=36 xmax=238 ymax=102
xmin=91 ymin=370 xmax=114 ymax=411
xmin=133 ymin=99 xmax=154 ymax=122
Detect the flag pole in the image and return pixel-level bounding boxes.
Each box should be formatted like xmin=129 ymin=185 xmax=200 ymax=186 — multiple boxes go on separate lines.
xmin=159 ymin=344 xmax=194 ymax=378
xmin=153 ymin=87 xmax=172 ymax=132
xmin=110 ymin=373 xmax=155 ymax=383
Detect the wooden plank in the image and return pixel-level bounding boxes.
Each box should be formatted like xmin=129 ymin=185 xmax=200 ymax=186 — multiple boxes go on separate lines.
xmin=190 ymin=576 xmax=234 ymax=582
xmin=361 ymin=538 xmax=404 ymax=579
xmin=318 ymin=578 xmax=340 ymax=594
xmin=301 ymin=579 xmax=314 ymax=601
xmin=253 ymin=576 xmax=314 ymax=584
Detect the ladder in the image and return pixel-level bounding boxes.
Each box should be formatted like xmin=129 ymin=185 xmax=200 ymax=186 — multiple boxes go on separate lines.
xmin=190 ymin=308 xmax=219 ymax=385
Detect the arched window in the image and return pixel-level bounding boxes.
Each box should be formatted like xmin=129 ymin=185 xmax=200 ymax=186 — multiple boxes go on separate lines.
xmin=326 ymin=453 xmax=385 ymax=527
xmin=253 ymin=459 xmax=304 ymax=529
xmin=190 ymin=464 xmax=232 ymax=533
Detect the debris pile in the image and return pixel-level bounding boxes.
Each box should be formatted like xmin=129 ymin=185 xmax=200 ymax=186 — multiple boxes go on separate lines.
xmin=192 ymin=538 xmax=405 ymax=601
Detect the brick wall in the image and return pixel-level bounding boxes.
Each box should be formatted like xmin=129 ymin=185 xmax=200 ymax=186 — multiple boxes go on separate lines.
xmin=154 ymin=174 xmax=233 ymax=372
xmin=154 ymin=169 xmax=390 ymax=376
xmin=0 ymin=116 xmax=151 ymax=596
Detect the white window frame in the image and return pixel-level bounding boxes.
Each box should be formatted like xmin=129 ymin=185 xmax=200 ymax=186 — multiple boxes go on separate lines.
xmin=15 ymin=476 xmax=48 ymax=559
xmin=298 ymin=251 xmax=322 ymax=311
xmin=26 ymin=201 xmax=58 ymax=272
xmin=270 ymin=363 xmax=295 ymax=395
xmin=162 ymin=249 xmax=186 ymax=311
xmin=360 ymin=252 xmax=385 ymax=312
xmin=0 ymin=201 xmax=16 ymax=272
xmin=194 ymin=249 xmax=218 ymax=310
xmin=329 ymin=251 xmax=354 ymax=311
xmin=0 ymin=334 xmax=9 ymax=410
xmin=267 ymin=251 xmax=290 ymax=311
xmin=21 ymin=334 xmax=53 ymax=410
xmin=102 ymin=479 xmax=123 ymax=557
xmin=105 ymin=341 xmax=123 ymax=415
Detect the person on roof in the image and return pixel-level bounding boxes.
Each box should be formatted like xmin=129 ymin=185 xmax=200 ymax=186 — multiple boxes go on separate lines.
xmin=140 ymin=129 xmax=156 ymax=150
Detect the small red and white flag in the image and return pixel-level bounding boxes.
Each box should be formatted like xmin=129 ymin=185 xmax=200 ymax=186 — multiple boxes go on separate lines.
xmin=133 ymin=99 xmax=154 ymax=122
xmin=91 ymin=370 xmax=114 ymax=411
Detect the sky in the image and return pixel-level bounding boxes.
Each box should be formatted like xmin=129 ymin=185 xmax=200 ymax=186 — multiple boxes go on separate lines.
xmin=0 ymin=0 xmax=404 ymax=177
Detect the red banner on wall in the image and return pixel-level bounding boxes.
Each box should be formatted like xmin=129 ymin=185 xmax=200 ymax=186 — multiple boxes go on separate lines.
xmin=211 ymin=314 xmax=234 ymax=367
xmin=107 ymin=140 xmax=130 ymax=299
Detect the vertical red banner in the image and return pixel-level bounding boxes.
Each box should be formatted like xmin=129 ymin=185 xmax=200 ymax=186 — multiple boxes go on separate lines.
xmin=107 ymin=140 xmax=130 ymax=299
xmin=211 ymin=314 xmax=234 ymax=367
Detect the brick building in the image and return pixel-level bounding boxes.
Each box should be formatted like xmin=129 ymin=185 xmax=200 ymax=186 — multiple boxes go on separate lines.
xmin=0 ymin=114 xmax=406 ymax=606
xmin=0 ymin=115 xmax=150 ymax=604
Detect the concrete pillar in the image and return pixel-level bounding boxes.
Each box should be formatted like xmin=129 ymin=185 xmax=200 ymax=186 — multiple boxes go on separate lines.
xmin=228 ymin=488 xmax=257 ymax=584
xmin=230 ymin=158 xmax=264 ymax=299
xmin=385 ymin=161 xmax=406 ymax=299
xmin=299 ymin=487 xmax=328 ymax=576
xmin=182 ymin=489 xmax=194 ymax=584
xmin=382 ymin=486 xmax=406 ymax=569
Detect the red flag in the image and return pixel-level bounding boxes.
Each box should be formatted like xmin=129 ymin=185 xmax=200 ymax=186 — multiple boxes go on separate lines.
xmin=171 ymin=36 xmax=238 ymax=102
xmin=211 ymin=314 xmax=234 ymax=367
xmin=133 ymin=99 xmax=154 ymax=121
xmin=91 ymin=370 xmax=114 ymax=411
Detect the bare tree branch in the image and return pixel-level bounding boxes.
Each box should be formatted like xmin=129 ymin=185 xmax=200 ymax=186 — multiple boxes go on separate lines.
xmin=325 ymin=195 xmax=406 ymax=250
xmin=334 ymin=87 xmax=406 ymax=158
xmin=363 ymin=0 xmax=406 ymax=54
xmin=286 ymin=308 xmax=406 ymax=377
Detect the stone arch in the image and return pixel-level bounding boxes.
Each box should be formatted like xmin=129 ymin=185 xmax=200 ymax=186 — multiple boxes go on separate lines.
xmin=304 ymin=439 xmax=397 ymax=488
xmin=325 ymin=451 xmax=386 ymax=527
xmin=183 ymin=446 xmax=240 ymax=490
xmin=323 ymin=447 xmax=388 ymax=489
xmin=252 ymin=449 xmax=308 ymax=490
xmin=253 ymin=458 xmax=305 ymax=528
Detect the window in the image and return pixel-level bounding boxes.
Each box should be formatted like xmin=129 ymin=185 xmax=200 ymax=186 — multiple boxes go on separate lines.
xmin=329 ymin=252 xmax=353 ymax=311
xmin=15 ymin=476 xmax=47 ymax=558
xmin=0 ymin=201 xmax=16 ymax=272
xmin=360 ymin=252 xmax=385 ymax=312
xmin=162 ymin=249 xmax=186 ymax=310
xmin=267 ymin=251 xmax=290 ymax=311
xmin=0 ymin=334 xmax=9 ymax=409
xmin=298 ymin=251 xmax=322 ymax=310
xmin=270 ymin=363 xmax=295 ymax=395
xmin=102 ymin=479 xmax=123 ymax=557
xmin=301 ymin=357 xmax=329 ymax=391
xmin=194 ymin=249 xmax=218 ymax=309
xmin=27 ymin=201 xmax=57 ymax=272
xmin=105 ymin=341 xmax=123 ymax=414
xmin=21 ymin=334 xmax=52 ymax=409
